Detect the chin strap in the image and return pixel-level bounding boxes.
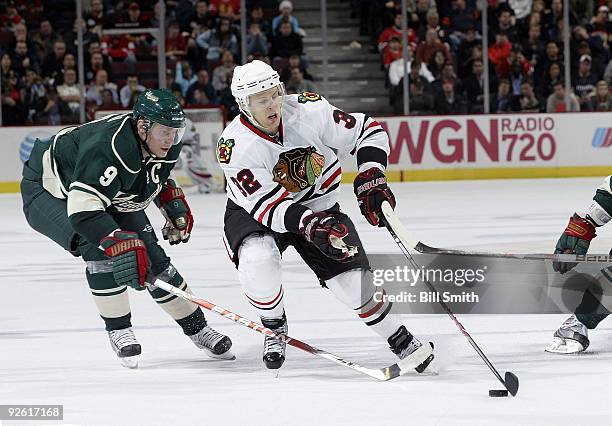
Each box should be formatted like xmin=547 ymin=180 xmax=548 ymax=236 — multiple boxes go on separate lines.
xmin=134 ymin=118 xmax=155 ymax=158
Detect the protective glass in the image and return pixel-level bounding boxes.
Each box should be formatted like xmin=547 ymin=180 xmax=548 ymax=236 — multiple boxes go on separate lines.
xmin=150 ymin=122 xmax=186 ymax=146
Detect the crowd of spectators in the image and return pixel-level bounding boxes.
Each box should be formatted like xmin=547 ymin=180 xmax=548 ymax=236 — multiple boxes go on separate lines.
xmin=353 ymin=0 xmax=612 ymax=115
xmin=0 ymin=0 xmax=316 ymax=125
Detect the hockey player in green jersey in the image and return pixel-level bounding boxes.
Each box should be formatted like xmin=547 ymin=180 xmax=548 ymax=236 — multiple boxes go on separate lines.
xmin=21 ymin=89 xmax=233 ymax=368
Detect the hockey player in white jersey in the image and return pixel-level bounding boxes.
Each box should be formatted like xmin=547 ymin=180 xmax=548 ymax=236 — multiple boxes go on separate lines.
xmin=176 ymin=118 xmax=224 ymax=193
xmin=217 ymin=60 xmax=434 ymax=371
xmin=546 ymin=175 xmax=612 ymax=354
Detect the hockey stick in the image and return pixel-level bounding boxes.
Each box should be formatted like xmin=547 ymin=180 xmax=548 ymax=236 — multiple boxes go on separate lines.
xmin=414 ymin=242 xmax=612 ymax=264
xmin=381 ymin=202 xmax=520 ymax=396
xmin=149 ymin=279 xmax=433 ymax=381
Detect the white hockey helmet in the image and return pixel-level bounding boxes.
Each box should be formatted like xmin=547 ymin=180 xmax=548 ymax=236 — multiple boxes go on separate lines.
xmin=231 ymin=60 xmax=285 ymax=128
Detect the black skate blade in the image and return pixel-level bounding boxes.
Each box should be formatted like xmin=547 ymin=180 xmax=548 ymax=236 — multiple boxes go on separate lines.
xmin=504 ymin=372 xmax=519 ymax=396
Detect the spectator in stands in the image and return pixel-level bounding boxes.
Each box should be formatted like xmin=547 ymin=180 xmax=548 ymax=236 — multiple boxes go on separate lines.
xmin=9 ymin=21 xmax=33 ymax=52
xmin=41 ymin=40 xmax=66 ymax=81
xmin=61 ymin=53 xmax=76 ymax=74
xmin=434 ymin=79 xmax=467 ymax=115
xmin=408 ymin=0 xmax=433 ymax=34
xmin=85 ymin=51 xmax=107 ymax=83
xmin=490 ymin=78 xmax=513 ymax=113
xmin=415 ymin=29 xmax=452 ymax=66
xmin=589 ymin=5 xmax=612 ymax=32
xmin=248 ymin=5 xmax=273 ymax=39
xmin=448 ymin=0 xmax=477 ymax=49
xmin=546 ymin=81 xmax=580 ymax=112
xmin=186 ymin=69 xmax=217 ymax=104
xmin=573 ymin=54 xmax=598 ymax=110
xmin=85 ymin=69 xmax=119 ymax=107
xmin=36 ymin=87 xmax=73 ymax=125
xmin=509 ymin=0 xmax=532 ymax=20
xmin=539 ymin=61 xmax=562 ymax=100
xmin=516 ymin=80 xmax=541 ymax=112
xmin=418 ymin=8 xmax=448 ymax=44
xmin=432 ymin=62 xmax=459 ymax=95
xmin=217 ymin=69 xmax=239 ymax=118
xmin=280 ymin=54 xmax=313 ymax=83
xmin=119 ymin=2 xmax=152 ymax=28
xmin=409 ymin=79 xmax=434 ymax=115
xmin=22 ymin=69 xmax=46 ymax=123
xmin=85 ymin=0 xmax=106 ymax=29
xmin=464 ymin=58 xmax=485 ymax=113
xmin=166 ymin=21 xmax=188 ymax=61
xmin=378 ymin=13 xmax=417 ymax=53
xmin=210 ymin=0 xmax=240 ymax=22
xmin=1 ymin=70 xmax=25 ymax=125
xmin=488 ymin=32 xmax=512 ymax=78
xmin=57 ymin=68 xmax=81 ymax=114
xmin=196 ymin=17 xmax=239 ymax=64
xmin=1 ymin=54 xmax=13 ymax=82
xmin=544 ymin=0 xmax=565 ymax=32
xmin=175 ymin=60 xmax=197 ymax=96
xmin=0 ymin=2 xmax=23 ymax=32
xmin=586 ymin=80 xmax=612 ymax=111
xmin=120 ymin=75 xmax=146 ymax=107
xmin=572 ymin=26 xmax=607 ymax=79
xmin=508 ymin=60 xmax=528 ymax=96
xmin=456 ymin=27 xmax=479 ymax=79
xmin=100 ymin=88 xmax=118 ymax=108
xmin=212 ymin=50 xmax=236 ymax=92
xmin=428 ymin=50 xmax=447 ymax=80
xmin=32 ymin=19 xmax=58 ymax=63
xmin=496 ymin=8 xmax=519 ymax=42
xmin=383 ymin=36 xmax=402 ymax=69
xmin=272 ymin=1 xmax=300 ymax=37
xmin=535 ymin=41 xmax=562 ymax=87
xmin=286 ymin=67 xmax=318 ymax=94
xmin=521 ymin=24 xmax=544 ymax=66
xmin=247 ymin=22 xmax=269 ymax=57
xmin=388 ymin=51 xmax=434 ymax=88
xmin=11 ymin=40 xmax=39 ymax=76
xmin=271 ymin=19 xmax=303 ymax=59
xmin=185 ymin=1 xmax=217 ymax=34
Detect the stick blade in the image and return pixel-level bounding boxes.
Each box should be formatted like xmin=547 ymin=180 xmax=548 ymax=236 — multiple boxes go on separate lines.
xmin=504 ymin=372 xmax=519 ymax=396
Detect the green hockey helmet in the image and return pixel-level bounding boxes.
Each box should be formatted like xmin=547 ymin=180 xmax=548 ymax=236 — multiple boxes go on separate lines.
xmin=133 ymin=88 xmax=186 ymax=145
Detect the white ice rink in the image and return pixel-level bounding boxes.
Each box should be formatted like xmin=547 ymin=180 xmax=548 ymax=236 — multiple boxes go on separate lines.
xmin=2 ymin=177 xmax=612 ymax=426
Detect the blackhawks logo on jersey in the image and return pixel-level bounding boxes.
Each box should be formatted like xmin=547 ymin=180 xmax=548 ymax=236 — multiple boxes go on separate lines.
xmin=297 ymin=92 xmax=322 ymax=104
xmin=273 ymin=147 xmax=325 ymax=192
xmin=217 ymin=137 xmax=235 ymax=164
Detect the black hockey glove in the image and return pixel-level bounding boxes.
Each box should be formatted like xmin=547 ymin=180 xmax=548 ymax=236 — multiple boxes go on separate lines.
xmin=300 ymin=211 xmax=359 ymax=262
xmin=353 ymin=167 xmax=396 ymax=227
xmin=553 ymin=214 xmax=597 ymax=274
xmin=100 ymin=231 xmax=150 ymax=290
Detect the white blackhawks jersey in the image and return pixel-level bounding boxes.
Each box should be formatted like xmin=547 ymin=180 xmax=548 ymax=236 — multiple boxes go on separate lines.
xmin=217 ymin=93 xmax=389 ymax=233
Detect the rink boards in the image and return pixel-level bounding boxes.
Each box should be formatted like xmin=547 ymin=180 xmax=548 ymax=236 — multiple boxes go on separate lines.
xmin=0 ymin=111 xmax=610 ymax=192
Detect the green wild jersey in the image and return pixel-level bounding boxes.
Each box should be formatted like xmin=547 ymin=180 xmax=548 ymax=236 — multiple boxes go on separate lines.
xmin=30 ymin=113 xmax=181 ymax=245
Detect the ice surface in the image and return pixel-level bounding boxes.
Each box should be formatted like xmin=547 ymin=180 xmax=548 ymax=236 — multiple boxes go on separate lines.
xmin=2 ymin=178 xmax=611 ymax=426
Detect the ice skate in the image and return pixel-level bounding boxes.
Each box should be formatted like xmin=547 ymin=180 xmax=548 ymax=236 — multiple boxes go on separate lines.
xmin=388 ymin=325 xmax=435 ymax=374
xmin=108 ymin=327 xmax=141 ymax=369
xmin=262 ymin=314 xmax=288 ymax=370
xmin=546 ymin=315 xmax=590 ymax=354
xmin=190 ymin=325 xmax=235 ymax=360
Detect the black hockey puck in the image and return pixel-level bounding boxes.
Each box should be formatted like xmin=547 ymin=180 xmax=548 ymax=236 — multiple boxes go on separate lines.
xmin=489 ymin=389 xmax=509 ymax=397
